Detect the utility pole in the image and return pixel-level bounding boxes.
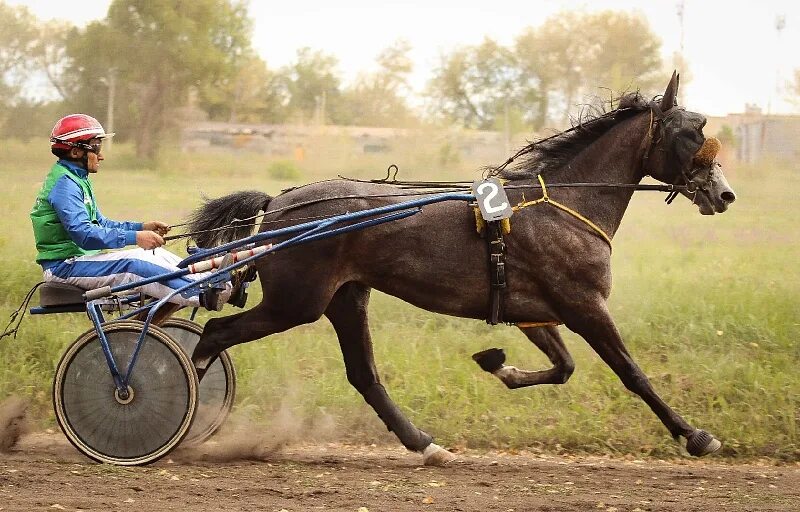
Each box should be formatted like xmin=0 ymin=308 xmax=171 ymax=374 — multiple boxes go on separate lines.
xmin=676 ymin=0 xmax=685 ymax=57
xmin=320 ymin=90 xmax=327 ymax=126
xmin=503 ymin=97 xmax=510 ymax=157
xmin=673 ymin=0 xmax=686 ymax=80
xmin=106 ymin=68 xmax=116 ymax=152
xmin=772 ymin=14 xmax=786 ymax=114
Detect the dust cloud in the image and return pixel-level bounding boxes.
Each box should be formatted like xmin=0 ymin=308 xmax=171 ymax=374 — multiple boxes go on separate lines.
xmin=0 ymin=396 xmax=29 ymax=453
xmin=173 ymin=390 xmax=338 ymax=463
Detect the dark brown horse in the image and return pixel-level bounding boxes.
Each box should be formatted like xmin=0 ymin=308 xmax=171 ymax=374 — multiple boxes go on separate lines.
xmin=187 ymin=73 xmax=736 ymax=464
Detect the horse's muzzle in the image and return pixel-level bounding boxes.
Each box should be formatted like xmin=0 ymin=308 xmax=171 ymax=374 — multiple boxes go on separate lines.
xmin=689 ymin=161 xmax=736 ymax=215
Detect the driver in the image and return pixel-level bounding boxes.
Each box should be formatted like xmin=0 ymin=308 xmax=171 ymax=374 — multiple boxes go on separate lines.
xmin=30 ymin=114 xmax=230 ymax=311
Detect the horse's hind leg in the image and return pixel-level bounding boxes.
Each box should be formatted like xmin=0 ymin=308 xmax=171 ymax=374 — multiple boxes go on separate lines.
xmin=566 ymin=299 xmax=721 ymax=457
xmin=324 ymin=282 xmax=455 ymax=466
xmin=473 ymin=325 xmax=575 ymax=388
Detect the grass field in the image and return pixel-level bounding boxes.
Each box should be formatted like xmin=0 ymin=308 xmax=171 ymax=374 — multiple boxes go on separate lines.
xmin=1 ymin=140 xmax=797 ymax=460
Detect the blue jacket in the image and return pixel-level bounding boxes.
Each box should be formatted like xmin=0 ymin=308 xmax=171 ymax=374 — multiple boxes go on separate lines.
xmin=40 ymin=160 xmax=142 ymax=270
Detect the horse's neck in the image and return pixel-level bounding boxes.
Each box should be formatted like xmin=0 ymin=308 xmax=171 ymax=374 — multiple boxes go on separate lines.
xmin=539 ymin=115 xmax=649 ymax=240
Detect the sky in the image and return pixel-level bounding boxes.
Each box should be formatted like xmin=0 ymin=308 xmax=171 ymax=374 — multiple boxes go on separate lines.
xmin=9 ymin=0 xmax=800 ymax=116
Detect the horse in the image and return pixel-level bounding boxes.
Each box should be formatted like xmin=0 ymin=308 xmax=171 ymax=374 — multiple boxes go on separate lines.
xmin=185 ymin=73 xmax=736 ymax=465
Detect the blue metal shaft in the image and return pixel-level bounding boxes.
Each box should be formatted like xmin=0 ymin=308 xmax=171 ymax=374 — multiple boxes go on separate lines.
xmin=178 ymin=192 xmax=474 ymax=267
xmin=86 ymin=302 xmax=125 ymax=391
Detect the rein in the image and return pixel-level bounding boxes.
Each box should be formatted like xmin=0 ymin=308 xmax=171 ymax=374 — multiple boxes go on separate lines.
xmin=168 ymin=104 xmax=703 ymax=244
xmin=164 ymin=179 xmax=689 ymax=243
xmin=339 ymin=175 xmax=688 ymax=192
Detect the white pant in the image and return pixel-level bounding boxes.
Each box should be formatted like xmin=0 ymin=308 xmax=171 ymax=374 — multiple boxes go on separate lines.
xmin=44 ymin=248 xmax=230 ymax=307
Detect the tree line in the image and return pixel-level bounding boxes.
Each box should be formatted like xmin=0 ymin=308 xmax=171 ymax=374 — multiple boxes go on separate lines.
xmin=0 ymin=0 xmax=667 ymax=158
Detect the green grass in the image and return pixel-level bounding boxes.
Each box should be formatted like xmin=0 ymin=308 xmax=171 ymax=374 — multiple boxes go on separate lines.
xmin=1 ymin=141 xmax=797 ymax=460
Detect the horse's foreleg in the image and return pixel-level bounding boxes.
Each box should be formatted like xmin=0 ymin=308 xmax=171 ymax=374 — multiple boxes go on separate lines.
xmin=192 ymin=302 xmax=300 ymax=379
xmin=473 ymin=325 xmax=575 ymax=388
xmin=324 ymin=282 xmax=455 ymax=466
xmin=566 ymin=300 xmax=721 ymax=457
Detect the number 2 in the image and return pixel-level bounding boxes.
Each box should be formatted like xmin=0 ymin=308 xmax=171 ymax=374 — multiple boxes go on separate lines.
xmin=477 ymin=182 xmax=508 ymax=214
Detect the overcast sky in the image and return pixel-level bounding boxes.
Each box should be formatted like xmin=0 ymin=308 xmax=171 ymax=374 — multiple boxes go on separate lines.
xmin=10 ymin=0 xmax=800 ymax=116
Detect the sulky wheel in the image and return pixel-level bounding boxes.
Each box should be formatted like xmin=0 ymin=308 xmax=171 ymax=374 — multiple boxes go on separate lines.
xmin=53 ymin=320 xmax=198 ymax=465
xmin=160 ymin=318 xmax=236 ymax=445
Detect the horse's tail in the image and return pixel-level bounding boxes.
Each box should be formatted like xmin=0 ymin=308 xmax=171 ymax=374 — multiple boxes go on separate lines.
xmin=185 ymin=190 xmax=272 ymax=248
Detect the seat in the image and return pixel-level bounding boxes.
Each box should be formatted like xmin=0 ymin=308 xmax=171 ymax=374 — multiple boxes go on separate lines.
xmin=39 ymin=282 xmax=86 ymax=307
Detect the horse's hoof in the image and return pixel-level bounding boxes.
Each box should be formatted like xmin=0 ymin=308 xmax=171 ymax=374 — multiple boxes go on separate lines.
xmin=472 ymin=348 xmax=506 ymax=373
xmin=686 ymin=429 xmax=722 ymax=456
xmin=192 ymin=356 xmax=211 ymax=382
xmin=192 ymin=351 xmax=218 ymax=382
xmin=422 ymin=443 xmax=457 ymax=466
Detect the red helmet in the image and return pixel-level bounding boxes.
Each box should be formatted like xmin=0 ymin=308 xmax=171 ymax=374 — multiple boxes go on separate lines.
xmin=50 ymin=114 xmax=114 ymax=151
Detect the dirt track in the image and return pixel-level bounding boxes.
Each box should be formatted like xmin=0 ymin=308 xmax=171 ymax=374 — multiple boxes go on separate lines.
xmin=0 ymin=433 xmax=797 ymax=512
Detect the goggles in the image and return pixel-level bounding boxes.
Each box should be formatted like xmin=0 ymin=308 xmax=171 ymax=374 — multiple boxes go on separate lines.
xmin=51 ymin=138 xmax=102 ymax=154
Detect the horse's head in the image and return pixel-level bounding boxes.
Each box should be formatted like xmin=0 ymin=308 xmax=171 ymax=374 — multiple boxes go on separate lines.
xmin=645 ymin=72 xmax=737 ymax=215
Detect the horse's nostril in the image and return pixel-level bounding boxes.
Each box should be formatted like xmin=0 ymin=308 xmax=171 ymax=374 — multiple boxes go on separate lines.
xmin=721 ymin=191 xmax=736 ymax=203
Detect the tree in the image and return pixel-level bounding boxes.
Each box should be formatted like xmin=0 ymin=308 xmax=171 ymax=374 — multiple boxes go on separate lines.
xmin=428 ymin=11 xmax=663 ymax=132
xmin=514 ymin=24 xmax=568 ymax=130
xmin=337 ymin=40 xmax=418 ymax=127
xmin=199 ymin=53 xmax=289 ymax=124
xmin=426 ymin=37 xmax=518 ymax=130
xmin=65 ymin=0 xmax=253 ymax=159
xmin=279 ymin=47 xmax=342 ymax=124
xmin=580 ymin=12 xmax=663 ymax=95
xmin=374 ymin=39 xmax=413 ymax=96
xmin=33 ymin=21 xmax=74 ymax=101
xmin=515 ymin=11 xmax=663 ymax=127
xmin=0 ymin=2 xmax=72 ymax=138
xmin=0 ymin=2 xmax=38 ymax=105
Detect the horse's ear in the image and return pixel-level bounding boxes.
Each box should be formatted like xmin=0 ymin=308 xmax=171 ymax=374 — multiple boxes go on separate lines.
xmin=661 ymin=70 xmax=680 ymax=109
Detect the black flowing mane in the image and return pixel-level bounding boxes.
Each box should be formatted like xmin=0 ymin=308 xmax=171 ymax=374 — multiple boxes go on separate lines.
xmin=495 ymin=92 xmax=650 ymax=180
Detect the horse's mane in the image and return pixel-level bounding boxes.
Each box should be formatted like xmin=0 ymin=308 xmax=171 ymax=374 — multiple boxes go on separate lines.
xmin=492 ymin=92 xmax=650 ymax=179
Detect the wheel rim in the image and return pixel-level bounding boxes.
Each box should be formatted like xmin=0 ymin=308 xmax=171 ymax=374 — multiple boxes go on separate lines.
xmin=161 ymin=318 xmax=235 ymax=445
xmin=53 ymin=321 xmax=198 ymax=465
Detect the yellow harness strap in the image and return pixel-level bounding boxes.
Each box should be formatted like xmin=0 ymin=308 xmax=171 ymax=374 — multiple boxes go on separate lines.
xmin=473 ymin=208 xmax=511 ymax=235
xmin=513 ymin=175 xmax=612 ymax=249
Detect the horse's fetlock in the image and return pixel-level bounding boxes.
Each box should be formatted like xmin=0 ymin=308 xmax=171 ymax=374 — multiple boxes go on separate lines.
xmin=559 ymin=360 xmax=576 ymax=383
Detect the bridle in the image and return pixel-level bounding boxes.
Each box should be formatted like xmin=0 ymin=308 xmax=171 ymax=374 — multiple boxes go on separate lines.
xmin=642 ymin=101 xmax=710 ymax=205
